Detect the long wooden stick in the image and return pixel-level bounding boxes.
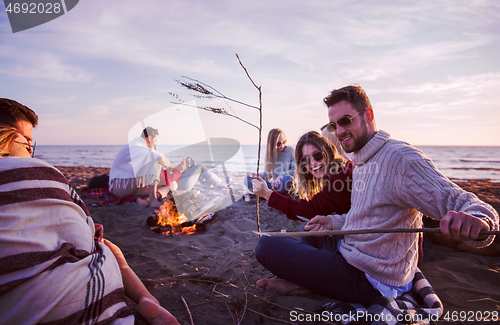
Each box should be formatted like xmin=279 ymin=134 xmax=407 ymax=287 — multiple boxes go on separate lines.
xmin=256 ymin=228 xmax=500 ymax=238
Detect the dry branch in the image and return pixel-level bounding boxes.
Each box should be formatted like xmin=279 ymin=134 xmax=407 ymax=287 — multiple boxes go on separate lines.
xmin=181 ymin=296 xmax=195 ymax=325
xmin=176 ymin=54 xmax=264 ymax=234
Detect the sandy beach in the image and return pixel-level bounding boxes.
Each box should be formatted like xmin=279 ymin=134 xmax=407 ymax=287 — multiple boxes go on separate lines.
xmin=58 ymin=166 xmax=500 ymax=325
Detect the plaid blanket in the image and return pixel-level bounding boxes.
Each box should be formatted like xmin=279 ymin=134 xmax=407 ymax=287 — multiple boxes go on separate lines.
xmin=0 ymin=158 xmax=133 ymax=324
xmin=319 ymin=268 xmax=442 ymax=325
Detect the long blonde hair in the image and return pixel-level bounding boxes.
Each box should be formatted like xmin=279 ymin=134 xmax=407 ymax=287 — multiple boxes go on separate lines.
xmin=292 ymin=131 xmax=346 ymax=200
xmin=0 ymin=126 xmax=19 ymax=157
xmin=264 ymin=128 xmax=285 ymax=177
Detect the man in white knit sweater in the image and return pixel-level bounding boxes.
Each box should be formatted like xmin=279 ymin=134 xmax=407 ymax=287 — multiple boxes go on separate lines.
xmin=255 ymin=85 xmax=498 ymax=304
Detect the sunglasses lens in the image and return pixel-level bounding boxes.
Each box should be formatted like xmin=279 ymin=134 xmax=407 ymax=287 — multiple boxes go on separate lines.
xmin=326 ymin=123 xmax=337 ymax=133
xmin=337 ymin=116 xmax=353 ymax=127
xmin=312 ymin=152 xmax=324 ymax=161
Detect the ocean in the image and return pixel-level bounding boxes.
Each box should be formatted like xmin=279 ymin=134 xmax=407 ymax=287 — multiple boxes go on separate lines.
xmin=34 ymin=144 xmax=500 ymax=182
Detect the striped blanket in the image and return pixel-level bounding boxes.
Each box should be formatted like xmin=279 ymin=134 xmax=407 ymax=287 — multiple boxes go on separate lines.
xmin=319 ymin=268 xmax=443 ymax=325
xmin=0 ymin=157 xmax=133 ymax=324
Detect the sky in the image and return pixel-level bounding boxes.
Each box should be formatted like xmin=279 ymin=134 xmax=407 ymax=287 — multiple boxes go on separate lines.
xmin=1 ymin=0 xmax=499 ymax=146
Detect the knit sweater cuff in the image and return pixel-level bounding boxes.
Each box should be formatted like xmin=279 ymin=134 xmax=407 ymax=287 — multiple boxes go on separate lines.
xmin=328 ymin=214 xmax=346 ymax=230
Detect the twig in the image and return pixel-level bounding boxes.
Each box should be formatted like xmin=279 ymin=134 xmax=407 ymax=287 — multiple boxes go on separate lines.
xmin=246 ymin=307 xmax=298 ymax=325
xmin=236 ymin=53 xmax=263 ymax=236
xmin=169 ymin=277 xmax=337 ymax=324
xmin=237 ymin=292 xmax=248 ymax=325
xmin=181 ymin=296 xmax=195 ymax=325
xmin=220 ymin=297 xmax=236 ymax=325
xmin=256 ymin=228 xmax=500 ymax=237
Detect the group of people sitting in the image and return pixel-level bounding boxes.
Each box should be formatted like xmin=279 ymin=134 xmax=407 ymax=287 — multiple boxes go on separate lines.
xmin=246 ymin=85 xmax=498 ymax=309
xmin=0 ymin=84 xmax=498 ymax=324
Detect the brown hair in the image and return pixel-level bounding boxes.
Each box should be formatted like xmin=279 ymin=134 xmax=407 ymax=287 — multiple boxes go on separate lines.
xmin=323 ymin=84 xmax=372 ymax=113
xmin=264 ymin=128 xmax=285 ymax=176
xmin=0 ymin=126 xmax=19 ymax=157
xmin=0 ymin=98 xmax=38 ymax=128
xmin=141 ymin=127 xmax=159 ymax=139
xmin=292 ymin=131 xmax=346 ymax=200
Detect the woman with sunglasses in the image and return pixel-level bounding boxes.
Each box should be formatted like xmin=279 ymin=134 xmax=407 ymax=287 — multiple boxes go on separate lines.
xmin=252 ymin=131 xmax=353 ymax=220
xmin=0 ymin=126 xmax=179 ymax=324
xmin=246 ymin=128 xmax=296 ymax=196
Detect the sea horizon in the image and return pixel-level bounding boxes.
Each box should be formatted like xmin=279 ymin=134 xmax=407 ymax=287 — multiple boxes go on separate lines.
xmin=33 ymin=144 xmax=500 ymax=182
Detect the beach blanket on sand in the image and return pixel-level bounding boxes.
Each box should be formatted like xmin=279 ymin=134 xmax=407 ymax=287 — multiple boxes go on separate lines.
xmin=81 ymin=187 xmax=143 ymax=207
xmin=0 ymin=157 xmax=134 ymax=325
xmin=319 ymin=268 xmax=443 ymax=325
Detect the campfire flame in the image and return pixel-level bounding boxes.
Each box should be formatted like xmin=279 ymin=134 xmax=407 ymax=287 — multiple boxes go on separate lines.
xmin=155 ymin=199 xmax=197 ymax=236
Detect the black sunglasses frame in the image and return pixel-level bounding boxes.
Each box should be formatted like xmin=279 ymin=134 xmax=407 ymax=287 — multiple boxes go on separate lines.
xmin=300 ymin=151 xmax=324 ymax=165
xmin=321 ymin=109 xmax=365 ymax=133
xmin=15 ymin=141 xmax=36 ymax=158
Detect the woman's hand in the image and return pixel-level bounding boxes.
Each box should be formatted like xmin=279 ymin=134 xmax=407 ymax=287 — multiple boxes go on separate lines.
xmin=304 ymin=215 xmax=333 ymax=232
xmin=273 ymin=174 xmax=284 ymax=188
xmin=252 ymin=177 xmax=273 ymax=200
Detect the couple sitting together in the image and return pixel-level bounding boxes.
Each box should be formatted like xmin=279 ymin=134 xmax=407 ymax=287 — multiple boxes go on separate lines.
xmin=250 ymin=85 xmax=498 ymax=313
xmin=109 ymin=126 xmax=226 ymax=208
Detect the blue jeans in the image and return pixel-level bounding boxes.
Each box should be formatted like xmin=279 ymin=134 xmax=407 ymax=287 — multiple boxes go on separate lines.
xmin=177 ymin=164 xmax=209 ymax=191
xmin=255 ymin=235 xmax=381 ymax=304
xmin=245 ymin=174 xmax=293 ymax=195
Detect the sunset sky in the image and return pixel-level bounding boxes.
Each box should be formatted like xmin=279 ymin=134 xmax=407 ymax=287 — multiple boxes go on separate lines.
xmin=1 ymin=0 xmax=499 ymax=146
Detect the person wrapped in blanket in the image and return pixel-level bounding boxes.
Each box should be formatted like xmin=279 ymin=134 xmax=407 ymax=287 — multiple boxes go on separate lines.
xmin=109 ymin=126 xmax=226 ymax=208
xmin=0 ymin=99 xmax=178 ymax=324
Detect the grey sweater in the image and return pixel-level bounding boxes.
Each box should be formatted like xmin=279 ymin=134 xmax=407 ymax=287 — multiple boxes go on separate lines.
xmin=330 ymin=130 xmax=499 ymax=287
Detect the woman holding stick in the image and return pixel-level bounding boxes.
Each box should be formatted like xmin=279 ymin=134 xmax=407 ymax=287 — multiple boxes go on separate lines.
xmin=252 ymin=131 xmax=353 ymax=220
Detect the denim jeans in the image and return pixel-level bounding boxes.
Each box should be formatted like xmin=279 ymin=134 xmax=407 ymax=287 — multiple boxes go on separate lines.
xmin=245 ymin=174 xmax=294 ymax=195
xmin=255 ymin=234 xmax=381 ymax=304
xmin=177 ymin=164 xmax=207 ymax=191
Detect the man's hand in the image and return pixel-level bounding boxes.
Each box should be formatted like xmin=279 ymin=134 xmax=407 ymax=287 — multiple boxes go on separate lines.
xmin=304 ymin=215 xmax=333 ymax=232
xmin=439 ymin=211 xmax=490 ymax=241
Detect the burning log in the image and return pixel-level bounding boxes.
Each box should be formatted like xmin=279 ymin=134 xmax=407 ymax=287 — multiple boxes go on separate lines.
xmin=147 ymin=198 xmax=218 ymax=236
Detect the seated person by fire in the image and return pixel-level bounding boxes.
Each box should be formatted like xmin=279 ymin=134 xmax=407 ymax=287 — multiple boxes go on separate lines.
xmin=110 ymin=126 xmax=235 ymax=235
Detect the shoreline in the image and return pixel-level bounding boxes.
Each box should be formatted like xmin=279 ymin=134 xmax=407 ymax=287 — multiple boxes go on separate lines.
xmin=56 ymin=166 xmax=500 ymax=324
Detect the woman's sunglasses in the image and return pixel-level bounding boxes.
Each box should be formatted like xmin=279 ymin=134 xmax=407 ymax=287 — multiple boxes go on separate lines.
xmin=15 ymin=141 xmax=36 ymax=158
xmin=276 ymin=139 xmax=287 ymax=147
xmin=300 ymin=151 xmax=324 ymax=165
xmin=321 ymin=109 xmax=365 ymax=133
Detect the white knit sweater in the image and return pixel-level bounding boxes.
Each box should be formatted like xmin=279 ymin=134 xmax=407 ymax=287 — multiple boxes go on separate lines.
xmin=330 ymin=130 xmax=499 ymax=287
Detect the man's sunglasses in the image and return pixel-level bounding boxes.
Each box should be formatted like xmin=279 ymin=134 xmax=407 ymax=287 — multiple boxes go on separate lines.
xmin=276 ymin=139 xmax=287 ymax=147
xmin=15 ymin=141 xmax=36 ymax=158
xmin=300 ymin=151 xmax=324 ymax=165
xmin=321 ymin=109 xmax=365 ymax=133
